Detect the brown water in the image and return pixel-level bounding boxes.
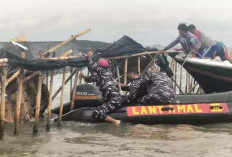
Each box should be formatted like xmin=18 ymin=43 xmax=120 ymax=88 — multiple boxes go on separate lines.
xmin=1 ymin=122 xmax=232 ymax=157
xmin=0 ymin=74 xmax=232 ymax=157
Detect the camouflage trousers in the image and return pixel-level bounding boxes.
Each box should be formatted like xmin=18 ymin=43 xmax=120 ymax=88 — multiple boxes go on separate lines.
xmin=139 ymin=87 xmax=174 ymax=104
xmin=93 ymin=91 xmax=123 ymax=121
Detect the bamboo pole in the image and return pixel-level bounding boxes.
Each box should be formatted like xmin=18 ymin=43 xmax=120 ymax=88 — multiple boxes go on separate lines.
xmin=7 ymin=70 xmax=20 ymax=85
xmin=70 ymin=70 xmax=80 ymax=111
xmin=62 ymin=49 xmax=74 ymax=96
xmin=57 ymin=67 xmax=67 ymax=127
xmin=23 ymin=72 xmax=40 ymax=84
xmin=0 ymin=58 xmax=8 ymax=63
xmin=33 ymin=72 xmax=43 ymax=135
xmin=0 ymin=65 xmax=7 ymax=140
xmin=70 ymin=67 xmax=73 ymax=96
xmin=188 ymin=74 xmax=191 ymax=93
xmin=14 ymin=52 xmax=25 ymax=135
xmin=179 ymin=64 xmax=183 ymax=94
xmin=46 ymin=70 xmax=54 ymax=131
xmin=141 ymin=59 xmax=155 ymax=76
xmin=116 ymin=66 xmax=122 ymax=95
xmin=79 ymin=76 xmax=83 ymax=85
xmin=197 ymin=86 xmax=202 ymax=94
xmin=170 ymin=58 xmax=174 ymax=71
xmin=185 ymin=72 xmax=188 ymax=94
xmin=45 ymin=72 xmax=49 ymax=86
xmin=124 ymin=58 xmax=128 ymax=86
xmin=61 ymin=50 xmax=73 ymax=57
xmin=189 ymin=77 xmax=192 ymax=94
xmin=137 ymin=57 xmax=141 ymax=75
xmin=107 ymin=50 xmax=178 ymax=60
xmin=42 ymin=29 xmax=91 ymax=56
xmin=174 ymin=61 xmax=177 ymax=94
xmin=52 ymin=70 xmax=76 ymax=100
xmin=189 ymin=82 xmax=199 ymax=93
xmin=192 ymin=80 xmax=197 ymax=93
xmin=43 ymin=56 xmax=80 ymax=60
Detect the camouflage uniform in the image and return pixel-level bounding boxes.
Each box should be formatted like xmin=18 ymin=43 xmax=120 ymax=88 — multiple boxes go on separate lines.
xmin=139 ymin=71 xmax=174 ymax=104
xmin=123 ymin=71 xmax=174 ymax=104
xmin=122 ymin=77 xmax=147 ymax=103
xmin=86 ymin=58 xmax=123 ymax=121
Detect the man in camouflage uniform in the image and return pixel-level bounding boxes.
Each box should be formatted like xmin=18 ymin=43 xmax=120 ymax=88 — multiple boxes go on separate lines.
xmin=121 ymin=71 xmax=147 ymax=103
xmin=140 ymin=71 xmax=174 ymax=104
xmin=82 ymin=51 xmax=122 ymax=124
xmin=122 ymin=70 xmax=174 ymax=104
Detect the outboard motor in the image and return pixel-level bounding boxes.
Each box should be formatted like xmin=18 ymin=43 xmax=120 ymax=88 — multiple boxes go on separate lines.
xmin=74 ymin=84 xmax=102 ymax=103
xmin=51 ymin=84 xmax=103 ymax=115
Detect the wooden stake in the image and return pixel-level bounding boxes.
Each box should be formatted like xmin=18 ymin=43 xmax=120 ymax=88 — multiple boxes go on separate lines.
xmin=43 ymin=56 xmax=80 ymax=60
xmin=57 ymin=67 xmax=67 ymax=127
xmin=174 ymin=61 xmax=177 ymax=94
xmin=33 ymin=72 xmax=43 ymax=135
xmin=7 ymin=70 xmax=20 ymax=85
xmin=61 ymin=50 xmax=73 ymax=57
xmin=107 ymin=50 xmax=178 ymax=60
xmin=46 ymin=71 xmax=54 ymax=131
xmin=189 ymin=82 xmax=199 ymax=93
xmin=124 ymin=58 xmax=128 ymax=85
xmin=70 ymin=67 xmax=73 ymax=96
xmin=70 ymin=70 xmax=80 ymax=111
xmin=46 ymin=72 xmax=49 ymax=86
xmin=137 ymin=57 xmax=141 ymax=75
xmin=179 ymin=64 xmax=183 ymax=94
xmin=185 ymin=72 xmax=188 ymax=94
xmin=188 ymin=74 xmax=191 ymax=93
xmin=116 ymin=66 xmax=122 ymax=95
xmin=42 ymin=29 xmax=91 ymax=56
xmin=52 ymin=70 xmax=76 ymax=100
xmin=23 ymin=72 xmax=40 ymax=84
xmin=0 ymin=65 xmax=7 ymax=140
xmin=14 ymin=52 xmax=25 ymax=135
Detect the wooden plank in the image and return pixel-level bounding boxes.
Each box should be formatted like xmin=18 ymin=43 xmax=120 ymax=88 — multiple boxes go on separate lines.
xmin=52 ymin=70 xmax=76 ymax=100
xmin=33 ymin=72 xmax=43 ymax=134
xmin=137 ymin=57 xmax=141 ymax=75
xmin=57 ymin=67 xmax=67 ymax=127
xmin=0 ymin=66 xmax=7 ymax=140
xmin=70 ymin=70 xmax=80 ymax=111
xmin=123 ymin=58 xmax=128 ymax=85
xmin=42 ymin=29 xmax=91 ymax=56
xmin=14 ymin=52 xmax=25 ymax=135
xmin=46 ymin=71 xmax=54 ymax=131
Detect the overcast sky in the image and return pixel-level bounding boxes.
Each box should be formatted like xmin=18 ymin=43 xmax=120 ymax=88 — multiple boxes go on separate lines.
xmin=0 ymin=0 xmax=232 ymax=47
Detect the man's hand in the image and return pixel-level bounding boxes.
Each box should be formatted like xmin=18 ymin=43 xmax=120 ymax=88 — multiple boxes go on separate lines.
xmin=190 ymin=49 xmax=196 ymax=58
xmin=87 ymin=51 xmax=93 ymax=58
xmin=79 ymin=72 xmax=85 ymax=78
xmin=117 ymin=83 xmax=124 ymax=87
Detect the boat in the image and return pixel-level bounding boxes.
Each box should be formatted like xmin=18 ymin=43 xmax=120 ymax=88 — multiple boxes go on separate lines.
xmin=50 ymin=36 xmax=232 ymax=124
xmin=174 ymin=55 xmax=232 ymax=93
xmin=52 ymin=84 xmax=232 ymax=125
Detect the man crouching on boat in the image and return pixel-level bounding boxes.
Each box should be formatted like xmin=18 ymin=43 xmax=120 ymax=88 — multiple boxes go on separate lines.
xmin=163 ymin=23 xmax=201 ymax=56
xmin=121 ymin=69 xmax=174 ymax=105
xmin=81 ymin=51 xmax=122 ymax=125
xmin=187 ymin=24 xmax=232 ymax=63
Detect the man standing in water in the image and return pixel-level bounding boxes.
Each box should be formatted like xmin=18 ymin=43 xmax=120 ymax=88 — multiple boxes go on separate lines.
xmin=82 ymin=51 xmax=122 ymax=125
xmin=163 ymin=23 xmax=201 ymax=55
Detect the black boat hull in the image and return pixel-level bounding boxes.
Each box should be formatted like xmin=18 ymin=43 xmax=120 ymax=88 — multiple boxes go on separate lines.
xmin=57 ymin=102 xmax=232 ymax=125
xmin=52 ymin=84 xmax=232 ymax=125
xmin=175 ymin=56 xmax=232 ymax=93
